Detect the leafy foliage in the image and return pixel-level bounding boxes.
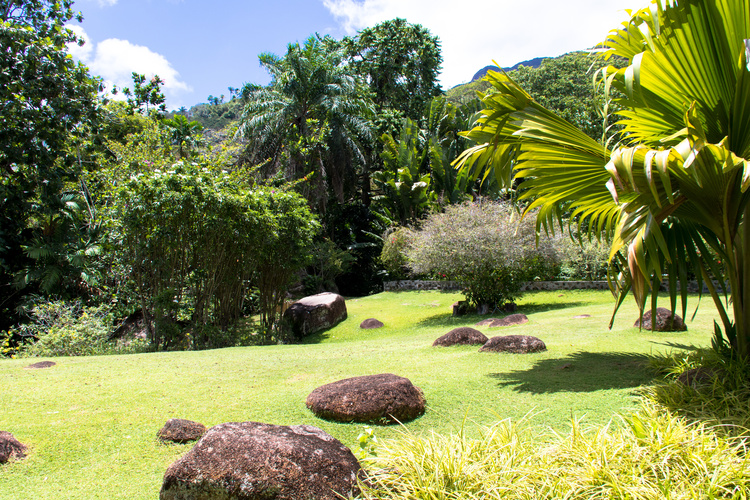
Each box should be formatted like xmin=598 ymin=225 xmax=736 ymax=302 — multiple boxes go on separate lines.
xmin=556 ymin=236 xmax=610 ymax=280
xmin=341 ymin=18 xmax=443 ymax=123
xmin=406 ymin=201 xmax=559 ymax=309
xmin=160 ymin=114 xmax=204 ymax=159
xmin=302 ymin=239 xmax=355 ymax=295
xmin=456 ymin=0 xmax=750 ymax=358
xmin=360 ymin=405 xmax=750 ymax=499
xmin=8 ymin=299 xmax=146 ymax=357
xmin=373 ymin=119 xmax=434 ymax=224
xmin=114 ymin=162 xmax=318 ymax=348
xmin=0 ymin=0 xmax=101 ymax=328
xmin=238 ymin=35 xmax=374 ymax=208
xmin=379 ymin=226 xmax=415 ymax=280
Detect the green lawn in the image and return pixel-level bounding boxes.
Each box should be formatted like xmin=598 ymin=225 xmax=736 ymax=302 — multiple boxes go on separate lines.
xmin=0 ymin=290 xmax=721 ymax=499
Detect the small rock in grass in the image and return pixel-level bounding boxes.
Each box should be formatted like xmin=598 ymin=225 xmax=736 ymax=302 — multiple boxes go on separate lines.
xmin=0 ymin=432 xmax=27 ymax=463
xmin=573 ymin=314 xmax=591 ymax=319
xmin=433 ymin=327 xmax=488 ymax=347
xmin=360 ymin=318 xmax=384 ymax=329
xmin=24 ymin=361 xmax=55 ymax=369
xmin=157 ymin=418 xmax=207 ymax=444
xmin=677 ymin=367 xmax=717 ymax=388
xmin=475 ymin=314 xmax=529 ymax=327
xmin=634 ymin=307 xmax=687 ymax=331
xmin=480 ymin=335 xmax=547 ymax=354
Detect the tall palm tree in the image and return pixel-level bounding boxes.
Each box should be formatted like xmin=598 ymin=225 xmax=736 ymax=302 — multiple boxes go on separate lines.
xmin=456 ymin=0 xmax=750 ymax=358
xmin=237 ymin=36 xmax=374 ymax=208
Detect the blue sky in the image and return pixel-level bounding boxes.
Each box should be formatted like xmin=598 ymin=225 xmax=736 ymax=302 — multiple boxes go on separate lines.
xmin=69 ymin=0 xmax=639 ymax=111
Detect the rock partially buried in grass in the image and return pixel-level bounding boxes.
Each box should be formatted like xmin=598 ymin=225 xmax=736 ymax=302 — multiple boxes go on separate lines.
xmin=634 ymin=307 xmax=687 ymax=331
xmin=433 ymin=327 xmax=488 ymax=347
xmin=480 ymin=335 xmax=547 ymax=354
xmin=24 ymin=361 xmax=55 ymax=369
xmin=0 ymin=432 xmax=27 ymax=463
xmin=160 ymin=421 xmax=361 ymax=500
xmin=573 ymin=314 xmax=591 ymax=319
xmin=677 ymin=367 xmax=718 ymax=388
xmin=475 ymin=314 xmax=529 ymax=327
xmin=306 ymin=374 xmax=426 ymax=424
xmin=157 ymin=418 xmax=207 ymax=444
xmin=360 ymin=318 xmax=384 ymax=329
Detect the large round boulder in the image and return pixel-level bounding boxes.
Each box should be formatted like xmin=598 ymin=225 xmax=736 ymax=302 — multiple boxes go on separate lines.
xmin=433 ymin=327 xmax=488 ymax=347
xmin=0 ymin=432 xmax=26 ymax=463
xmin=160 ymin=421 xmax=361 ymax=500
xmin=475 ymin=314 xmax=529 ymax=328
xmin=157 ymin=418 xmax=207 ymax=444
xmin=634 ymin=307 xmax=687 ymax=331
xmin=283 ymin=293 xmax=347 ymax=339
xmin=479 ymin=335 xmax=547 ymax=354
xmin=306 ymin=374 xmax=426 ymax=424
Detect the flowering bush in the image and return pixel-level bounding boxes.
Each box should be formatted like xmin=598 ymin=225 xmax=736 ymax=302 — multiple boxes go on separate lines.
xmin=10 ymin=299 xmax=147 ymax=357
xmin=406 ymin=201 xmax=559 ymax=310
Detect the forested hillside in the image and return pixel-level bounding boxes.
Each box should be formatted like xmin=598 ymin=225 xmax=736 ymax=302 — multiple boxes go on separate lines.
xmin=1 ymin=2 xmax=614 ymax=354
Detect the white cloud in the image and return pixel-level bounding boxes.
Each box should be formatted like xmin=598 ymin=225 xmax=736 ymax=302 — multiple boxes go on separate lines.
xmin=322 ymin=0 xmax=638 ymax=88
xmin=66 ymin=26 xmax=192 ymax=109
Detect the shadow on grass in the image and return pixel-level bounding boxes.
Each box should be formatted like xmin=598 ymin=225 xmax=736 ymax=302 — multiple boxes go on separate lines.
xmin=417 ymin=301 xmax=589 ymax=329
xmin=487 ymin=351 xmax=655 ymax=394
xmin=298 ymin=331 xmax=331 ymax=344
xmin=648 ymin=341 xmax=704 ymax=351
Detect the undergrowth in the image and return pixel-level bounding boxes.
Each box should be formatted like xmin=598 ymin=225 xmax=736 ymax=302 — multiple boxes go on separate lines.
xmin=359 ymin=404 xmax=750 ymax=499
xmin=644 ymin=348 xmax=750 ymax=433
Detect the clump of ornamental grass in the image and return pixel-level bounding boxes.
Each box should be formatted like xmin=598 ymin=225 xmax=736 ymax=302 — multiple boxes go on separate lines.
xmin=644 ymin=348 xmax=750 ymax=434
xmin=358 ymin=405 xmax=750 ymax=499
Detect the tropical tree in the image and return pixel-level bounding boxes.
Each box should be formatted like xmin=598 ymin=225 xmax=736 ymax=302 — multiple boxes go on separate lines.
xmin=160 ymin=114 xmax=204 ymax=159
xmin=425 ymin=97 xmax=480 ymax=204
xmin=373 ymin=118 xmax=434 ymax=224
xmin=456 ymin=0 xmax=750 ymax=358
xmin=237 ymin=36 xmax=374 ymax=208
xmin=341 ymin=18 xmax=443 ymax=124
xmin=0 ymin=0 xmax=101 ymax=328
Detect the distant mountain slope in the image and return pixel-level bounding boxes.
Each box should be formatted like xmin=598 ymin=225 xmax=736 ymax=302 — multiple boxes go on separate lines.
xmin=471 ymin=57 xmax=545 ymax=82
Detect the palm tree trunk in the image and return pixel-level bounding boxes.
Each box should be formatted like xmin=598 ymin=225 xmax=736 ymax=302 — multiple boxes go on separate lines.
xmin=735 ymin=204 xmax=750 ymax=358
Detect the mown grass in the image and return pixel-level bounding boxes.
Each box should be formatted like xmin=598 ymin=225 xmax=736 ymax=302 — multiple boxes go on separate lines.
xmin=0 ymin=290 xmax=725 ymax=499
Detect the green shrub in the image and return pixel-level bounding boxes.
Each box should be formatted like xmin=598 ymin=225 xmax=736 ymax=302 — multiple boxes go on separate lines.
xmin=360 ymin=405 xmax=750 ymax=499
xmin=556 ymin=236 xmax=610 ymax=280
xmin=379 ymin=227 xmax=414 ymax=280
xmin=406 ymin=201 xmax=558 ymax=309
xmin=11 ymin=300 xmax=147 ymax=357
xmin=114 ymin=162 xmax=318 ymax=347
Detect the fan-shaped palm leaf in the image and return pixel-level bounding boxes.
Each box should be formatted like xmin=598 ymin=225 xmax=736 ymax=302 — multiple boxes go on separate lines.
xmin=457 ymin=0 xmax=750 ymax=357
